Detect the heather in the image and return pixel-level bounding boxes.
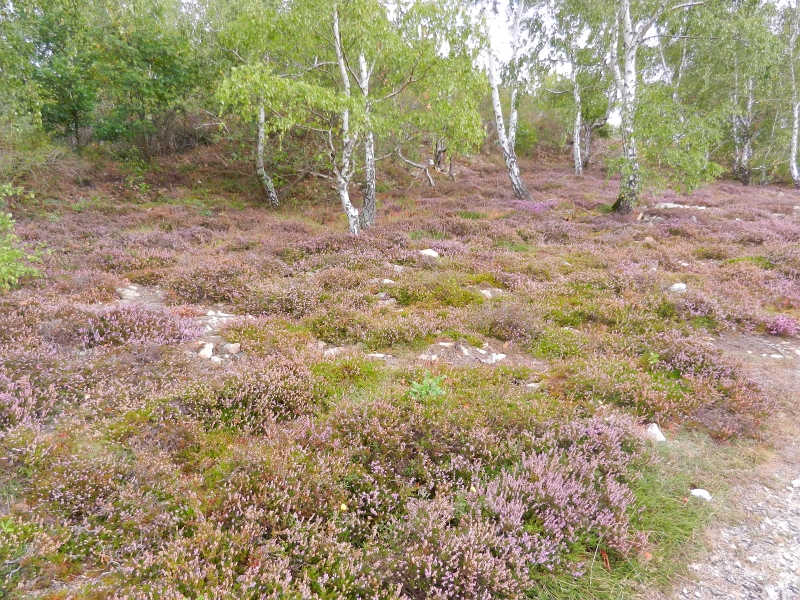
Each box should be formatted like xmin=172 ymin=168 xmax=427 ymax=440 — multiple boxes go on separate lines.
xmin=0 ymin=153 xmax=797 ymax=598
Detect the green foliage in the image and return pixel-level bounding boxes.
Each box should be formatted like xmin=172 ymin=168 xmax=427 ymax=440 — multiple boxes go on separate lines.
xmin=408 ymin=372 xmax=447 ymax=401
xmin=0 ymin=212 xmax=40 ymax=292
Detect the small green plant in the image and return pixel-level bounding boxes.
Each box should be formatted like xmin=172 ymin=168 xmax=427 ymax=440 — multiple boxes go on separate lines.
xmin=0 ymin=213 xmax=40 ymax=292
xmin=408 ymin=372 xmax=447 ymax=401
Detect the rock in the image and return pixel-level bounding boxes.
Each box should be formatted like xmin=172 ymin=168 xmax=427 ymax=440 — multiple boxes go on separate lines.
xmin=791 ymin=479 xmax=800 ymax=488
xmin=419 ymin=248 xmax=439 ymax=258
xmin=655 ymin=202 xmax=684 ymax=209
xmin=525 ymin=382 xmax=543 ymax=390
xmin=198 ymin=343 xmax=214 ymax=359
xmin=481 ymin=289 xmax=492 ymax=299
xmin=376 ymin=291 xmax=390 ymax=300
xmin=460 ymin=345 xmax=471 ymax=356
xmin=222 ymin=343 xmax=240 ymax=355
xmin=690 ymin=488 xmax=713 ymax=501
xmin=366 ymin=353 xmax=387 ymax=359
xmin=323 ymin=347 xmax=342 ymax=357
xmin=690 ymin=215 xmax=697 ymax=223
xmin=483 ymin=353 xmax=506 ymax=364
xmin=646 ymin=423 xmax=667 ymax=442
xmin=117 ymin=287 xmax=141 ymax=300
xmin=670 ymin=282 xmax=688 ymax=293
xmin=391 ymin=264 xmax=405 ymax=274
xmin=680 ymin=261 xmax=690 ymax=266
xmin=649 ymin=216 xmax=665 ymax=225
xmin=207 ymin=310 xmax=217 ymax=316
xmin=418 ymin=353 xmax=438 ymax=361
xmin=210 ymin=356 xmax=223 ymax=363
xmin=382 ymin=278 xmax=395 ymax=284
xmin=437 ymin=342 xmax=454 ymax=347
xmin=643 ymin=236 xmax=656 ymax=243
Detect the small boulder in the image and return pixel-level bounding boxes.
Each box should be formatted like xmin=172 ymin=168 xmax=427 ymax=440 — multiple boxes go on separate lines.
xmin=646 ymin=423 xmax=667 ymax=442
xmin=222 ymin=343 xmax=240 ymax=355
xmin=791 ymin=478 xmax=800 ymax=488
xmin=670 ymin=282 xmax=687 ymax=293
xmin=419 ymin=249 xmax=439 ymax=258
xmin=418 ymin=353 xmax=438 ymax=361
xmin=198 ymin=343 xmax=214 ymax=359
xmin=690 ymin=488 xmax=712 ymax=501
xmin=382 ymin=278 xmax=396 ymax=284
xmin=483 ymin=353 xmax=506 ymax=365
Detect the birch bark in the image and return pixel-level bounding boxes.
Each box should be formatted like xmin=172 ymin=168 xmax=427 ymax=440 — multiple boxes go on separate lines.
xmin=487 ymin=0 xmax=531 ymax=200
xmin=333 ymin=9 xmax=360 ymax=235
xmin=790 ymin=0 xmax=800 ymax=188
xmin=359 ymin=53 xmax=377 ymax=229
xmin=257 ymin=105 xmax=280 ymax=207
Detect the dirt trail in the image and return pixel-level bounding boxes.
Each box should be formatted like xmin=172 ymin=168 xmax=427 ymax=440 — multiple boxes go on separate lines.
xmin=651 ymin=336 xmax=800 ymax=600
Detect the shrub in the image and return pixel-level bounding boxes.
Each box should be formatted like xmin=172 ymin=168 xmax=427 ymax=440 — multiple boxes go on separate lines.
xmin=0 ymin=213 xmax=40 ymax=292
xmin=766 ymin=315 xmax=798 ymax=337
xmin=79 ymin=304 xmax=202 ymax=348
xmin=165 ymin=257 xmax=256 ymax=304
xmin=179 ymin=356 xmax=320 ymax=432
xmin=391 ymin=275 xmax=484 ymax=307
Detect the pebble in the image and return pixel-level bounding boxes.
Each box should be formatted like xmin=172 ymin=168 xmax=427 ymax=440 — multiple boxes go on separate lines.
xmin=792 ymin=479 xmax=800 ymax=488
xmin=382 ymin=278 xmax=396 ymax=284
xmin=198 ymin=343 xmax=214 ymax=359
xmin=670 ymin=282 xmax=688 ymax=292
xmin=646 ymin=423 xmax=667 ymax=442
xmin=418 ymin=353 xmax=438 ymax=361
xmin=691 ymin=488 xmax=713 ymax=501
xmin=525 ymin=382 xmax=544 ymax=390
xmin=482 ymin=353 xmax=506 ymax=364
xmin=419 ymin=249 xmax=439 ymax=258
xmin=222 ymin=343 xmax=240 ymax=355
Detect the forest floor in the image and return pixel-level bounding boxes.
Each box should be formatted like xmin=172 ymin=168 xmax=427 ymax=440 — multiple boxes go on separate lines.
xmin=1 ymin=147 xmax=799 ymax=598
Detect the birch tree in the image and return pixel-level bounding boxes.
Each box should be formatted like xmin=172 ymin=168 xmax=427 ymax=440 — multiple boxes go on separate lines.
xmin=484 ymin=0 xmax=543 ymax=200
xmin=610 ymin=0 xmax=703 ymax=213
xmin=787 ymin=0 xmax=800 ymax=188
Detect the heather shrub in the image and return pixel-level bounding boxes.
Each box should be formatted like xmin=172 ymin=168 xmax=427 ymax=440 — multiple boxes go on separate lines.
xmin=306 ymin=308 xmax=368 ymax=345
xmin=179 ymin=356 xmax=320 ymax=432
xmin=243 ymin=279 xmax=323 ymax=317
xmin=165 ymin=257 xmax=256 ymax=304
xmin=221 ymin=316 xmax=314 ymax=355
xmin=0 ymin=364 xmax=60 ymax=429
xmin=766 ymin=314 xmax=798 ymax=337
xmin=390 ymin=274 xmax=484 ymax=307
xmin=78 ymin=304 xmax=202 ymax=348
xmin=364 ymin=312 xmax=440 ymax=349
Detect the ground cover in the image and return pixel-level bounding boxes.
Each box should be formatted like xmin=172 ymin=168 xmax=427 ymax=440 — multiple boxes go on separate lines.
xmin=1 ymin=153 xmax=798 ymax=598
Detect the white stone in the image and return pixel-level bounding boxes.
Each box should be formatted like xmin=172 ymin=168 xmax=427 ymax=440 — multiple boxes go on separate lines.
xmin=418 ymin=353 xmax=438 ymax=361
xmin=483 ymin=353 xmax=506 ymax=364
xmin=481 ymin=289 xmax=492 ymax=299
xmin=382 ymin=279 xmax=395 ymax=284
xmin=223 ymin=343 xmax=240 ymax=355
xmin=770 ymin=354 xmax=784 ymax=359
xmin=460 ymin=346 xmax=470 ymax=356
xmin=680 ymin=262 xmax=690 ymax=267
xmin=366 ymin=353 xmax=387 ymax=359
xmin=646 ymin=423 xmax=667 ymax=442
xmin=791 ymin=479 xmax=800 ymax=488
xmin=323 ymin=347 xmax=342 ymax=357
xmin=670 ymin=283 xmax=687 ymax=293
xmin=690 ymin=488 xmax=713 ymax=501
xmin=198 ymin=343 xmax=214 ymax=359
xmin=475 ymin=348 xmax=487 ymax=355
xmin=419 ymin=249 xmax=439 ymax=258
xmin=525 ymin=382 xmax=543 ymax=390
xmin=207 ymin=310 xmax=216 ymax=316
xmin=210 ymin=356 xmax=223 ymax=363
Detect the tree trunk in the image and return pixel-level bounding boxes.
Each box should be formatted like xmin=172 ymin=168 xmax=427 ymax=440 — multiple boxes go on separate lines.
xmin=361 ymin=129 xmax=377 ymax=229
xmin=358 ymin=54 xmax=377 ymax=230
xmin=572 ymin=71 xmax=583 ymax=176
xmin=790 ymin=0 xmax=800 ymax=188
xmin=257 ymin=105 xmax=280 ymax=207
xmin=740 ymin=78 xmax=755 ymax=186
xmin=488 ymin=59 xmax=531 ymax=200
xmin=581 ymin=125 xmax=592 ymax=169
xmin=434 ymin=139 xmax=447 ymax=172
xmin=486 ymin=0 xmax=531 ymax=201
xmin=333 ymin=9 xmax=359 ymax=235
xmin=614 ymin=0 xmax=640 ymax=214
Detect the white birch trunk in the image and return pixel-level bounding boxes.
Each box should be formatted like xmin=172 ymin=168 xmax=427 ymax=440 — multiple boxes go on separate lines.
xmin=358 ymin=53 xmax=377 ymax=230
xmin=486 ymin=0 xmax=531 ymax=200
xmin=333 ymin=9 xmax=360 ymax=235
xmin=572 ymin=68 xmax=583 ymax=176
xmin=740 ymin=78 xmax=754 ymax=186
xmin=614 ymin=0 xmax=640 ymax=213
xmin=790 ymin=0 xmax=800 ymax=188
xmin=257 ymin=105 xmax=280 ymax=207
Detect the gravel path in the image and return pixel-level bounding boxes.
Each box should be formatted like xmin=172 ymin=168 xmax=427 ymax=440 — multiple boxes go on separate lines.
xmin=652 ymin=336 xmax=800 ymax=600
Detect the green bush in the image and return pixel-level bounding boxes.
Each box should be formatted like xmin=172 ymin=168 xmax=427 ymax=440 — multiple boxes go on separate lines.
xmin=0 ymin=213 xmax=40 ymax=292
